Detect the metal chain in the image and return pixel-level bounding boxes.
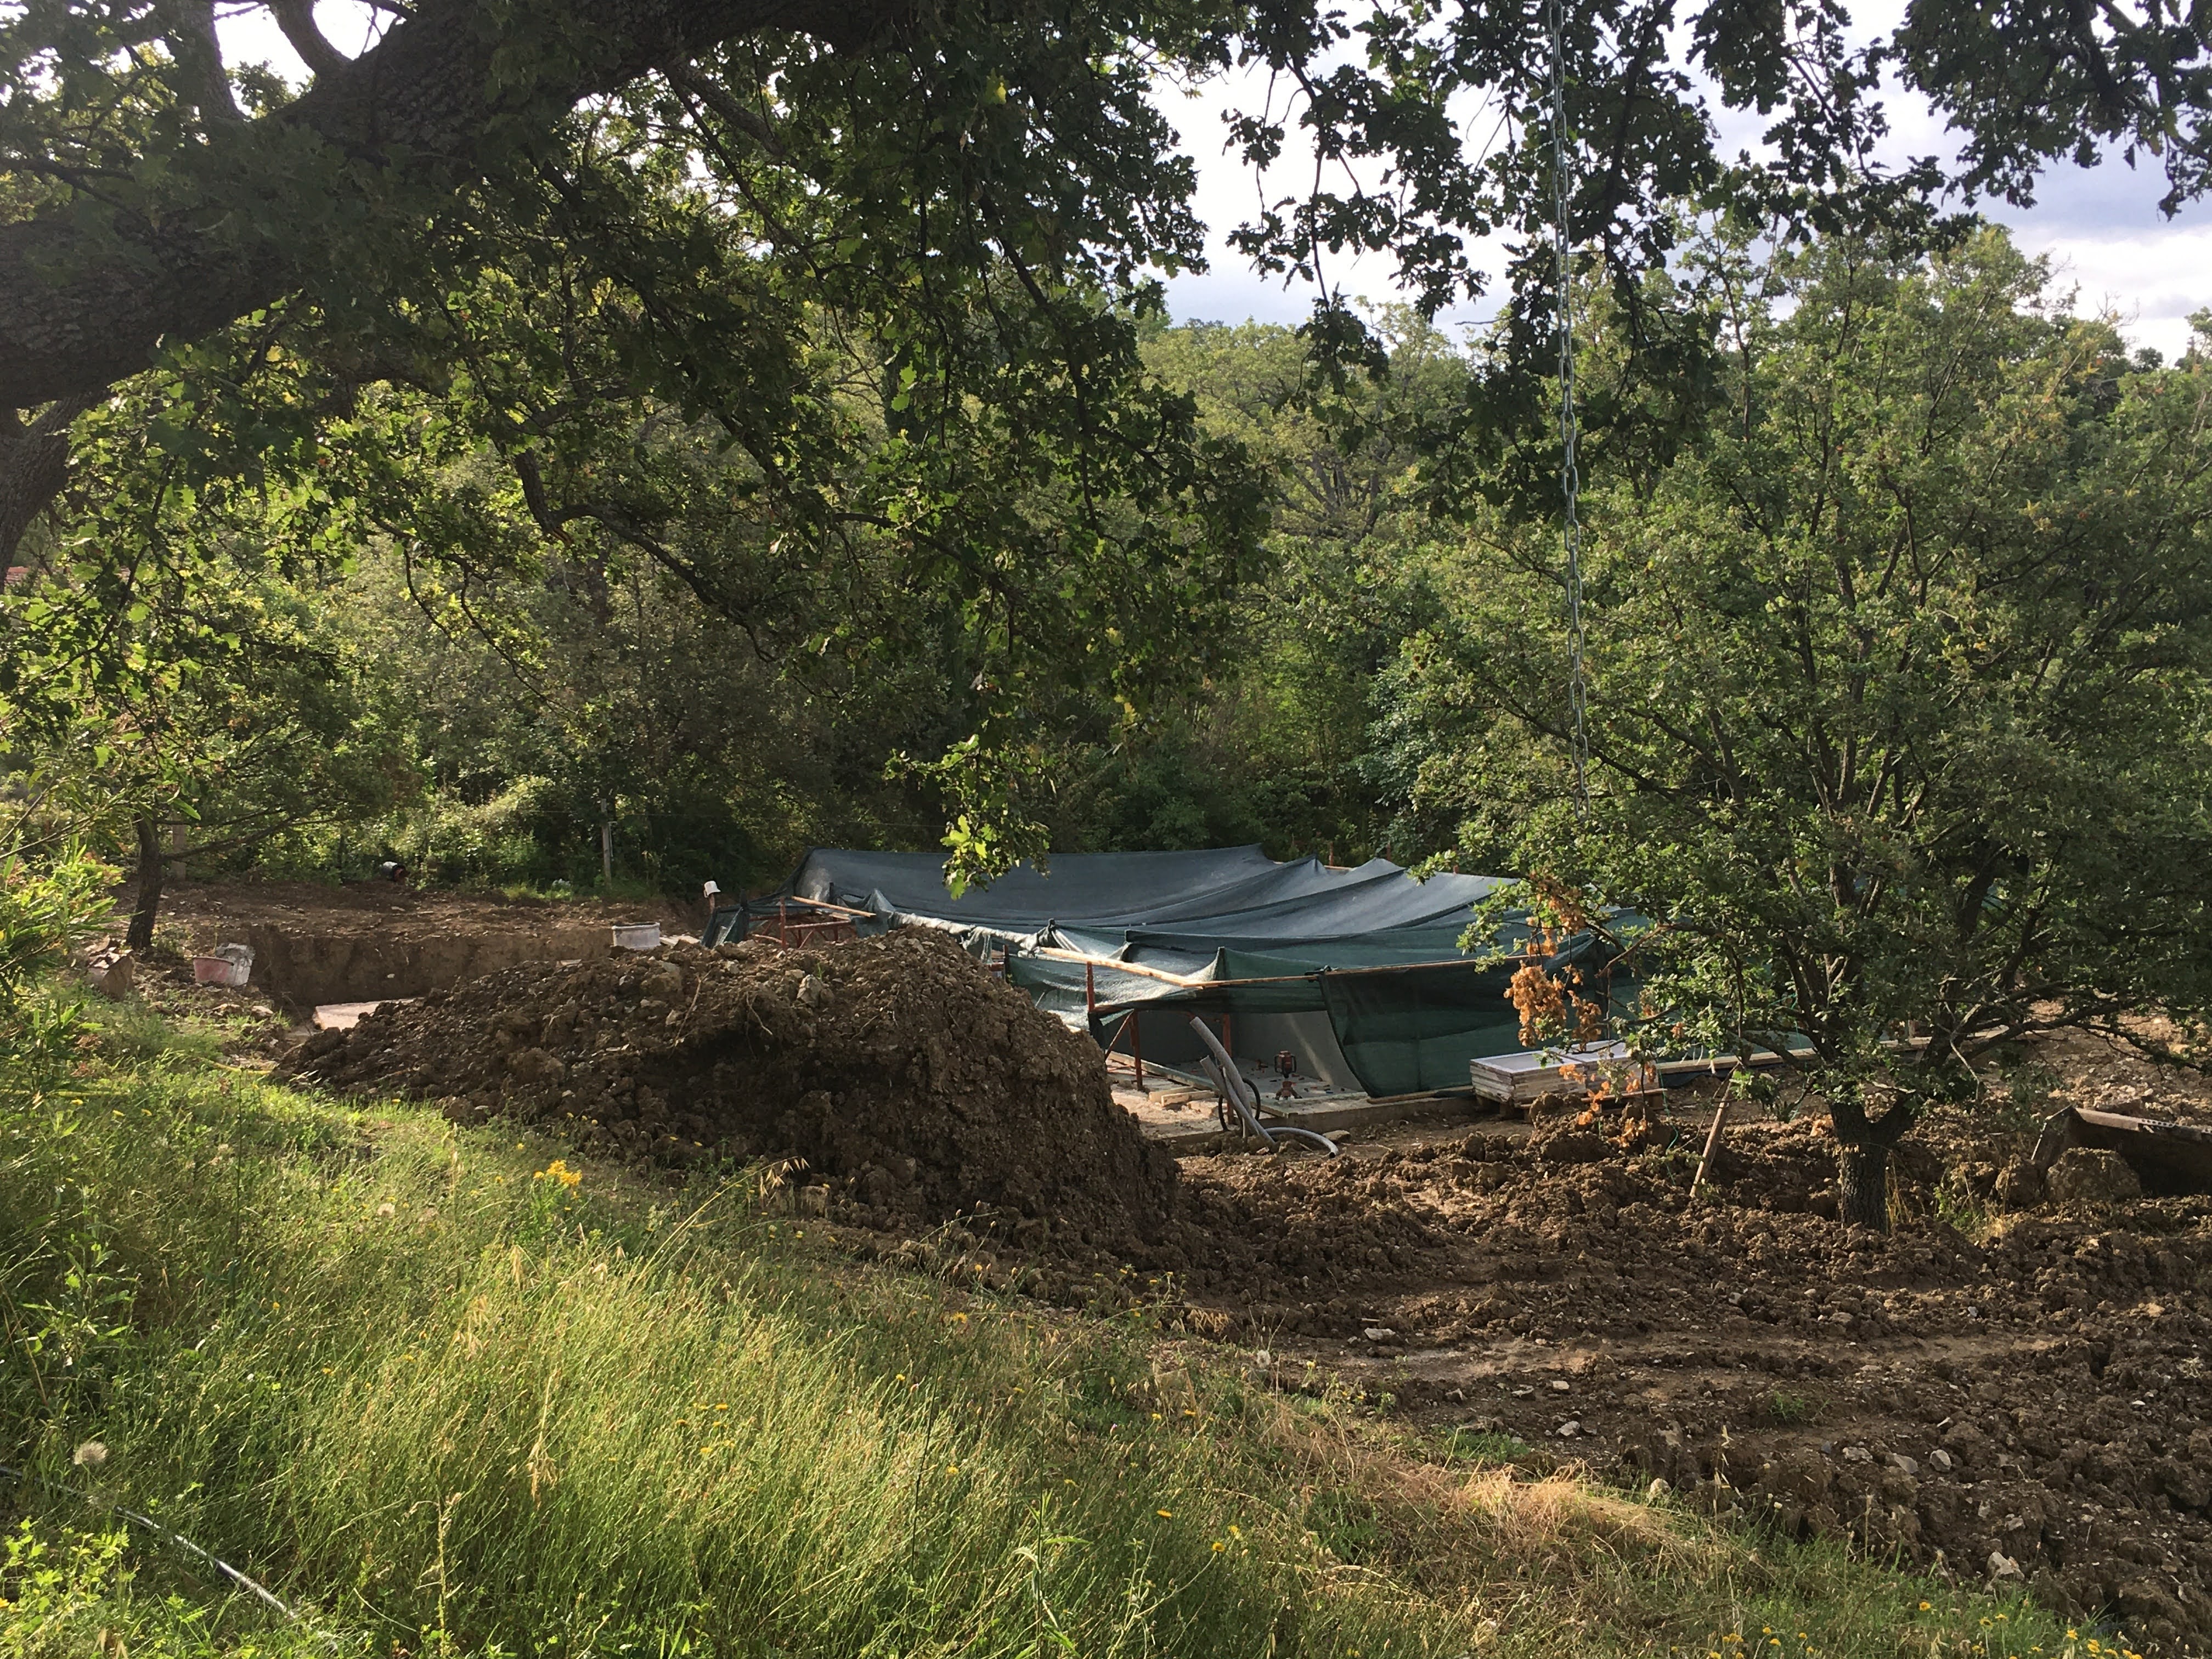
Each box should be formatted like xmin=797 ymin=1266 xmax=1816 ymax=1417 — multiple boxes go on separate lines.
xmin=1548 ymin=0 xmax=1591 ymax=814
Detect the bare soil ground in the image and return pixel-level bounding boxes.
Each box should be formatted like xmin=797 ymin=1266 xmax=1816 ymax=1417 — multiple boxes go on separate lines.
xmin=1137 ymin=1030 xmax=2212 ymax=1652
xmin=273 ymin=927 xmax=2212 ymax=1652
xmin=109 ymin=878 xmax=699 ymax=1012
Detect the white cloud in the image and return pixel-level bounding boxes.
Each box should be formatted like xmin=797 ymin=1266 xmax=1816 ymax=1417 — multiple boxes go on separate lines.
xmin=1162 ymin=35 xmax=2211 ymax=354
xmin=2002 ymin=226 xmax=2212 ymax=359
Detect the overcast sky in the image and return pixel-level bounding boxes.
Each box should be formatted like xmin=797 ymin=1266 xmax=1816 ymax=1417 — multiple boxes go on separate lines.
xmin=221 ymin=3 xmax=2210 ymax=359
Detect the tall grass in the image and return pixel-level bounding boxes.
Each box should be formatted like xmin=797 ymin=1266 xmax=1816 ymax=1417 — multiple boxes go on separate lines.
xmin=1 ymin=1028 xmax=2078 ymax=1658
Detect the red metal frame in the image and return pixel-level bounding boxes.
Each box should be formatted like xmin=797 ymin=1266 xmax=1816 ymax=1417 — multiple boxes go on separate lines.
xmin=752 ymin=899 xmax=861 ymax=948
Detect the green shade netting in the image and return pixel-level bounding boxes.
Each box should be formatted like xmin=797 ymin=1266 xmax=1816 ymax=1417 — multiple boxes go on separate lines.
xmin=740 ymin=847 xmax=1632 ymax=1099
xmin=1317 ymin=962 xmax=1528 ymax=1097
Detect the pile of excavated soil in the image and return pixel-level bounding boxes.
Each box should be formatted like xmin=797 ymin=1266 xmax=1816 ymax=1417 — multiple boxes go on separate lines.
xmin=279 ymin=930 xmax=1177 ymax=1249
xmin=1148 ymin=1109 xmax=2212 ymax=1652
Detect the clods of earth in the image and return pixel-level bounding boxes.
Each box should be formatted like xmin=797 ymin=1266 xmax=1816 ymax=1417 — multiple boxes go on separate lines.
xmin=284 ymin=932 xmax=2212 ymax=1652
xmin=1171 ymin=1118 xmax=2212 ymax=1653
xmin=281 ymin=929 xmax=1180 ymax=1255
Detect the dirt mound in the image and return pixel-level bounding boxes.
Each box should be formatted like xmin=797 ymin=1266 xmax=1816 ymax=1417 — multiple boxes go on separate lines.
xmin=280 ymin=930 xmax=1177 ymax=1247
xmin=280 ymin=947 xmax=2212 ymax=1650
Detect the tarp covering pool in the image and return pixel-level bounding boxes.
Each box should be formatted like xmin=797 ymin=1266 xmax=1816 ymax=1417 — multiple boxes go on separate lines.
xmin=710 ymin=847 xmax=1619 ymax=1098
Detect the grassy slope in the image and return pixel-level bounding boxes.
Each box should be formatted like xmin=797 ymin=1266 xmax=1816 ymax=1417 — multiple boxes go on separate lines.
xmin=0 ymin=1011 xmax=2085 ymax=1658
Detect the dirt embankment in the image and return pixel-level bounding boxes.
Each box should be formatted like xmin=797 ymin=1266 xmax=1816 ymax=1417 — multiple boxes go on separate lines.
xmin=122 ymin=879 xmax=697 ymax=1013
xmin=280 ymin=931 xmax=2212 ymax=1652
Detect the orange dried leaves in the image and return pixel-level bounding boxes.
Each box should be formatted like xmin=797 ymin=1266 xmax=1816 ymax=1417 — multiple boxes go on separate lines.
xmin=1508 ymin=961 xmax=1566 ymax=1046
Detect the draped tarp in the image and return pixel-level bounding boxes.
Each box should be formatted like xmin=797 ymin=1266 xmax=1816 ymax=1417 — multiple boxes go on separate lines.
xmin=1318 ymin=962 xmax=1530 ymax=1096
xmin=787 ymin=845 xmax=1333 ymax=936
xmin=720 ymin=846 xmax=1617 ymax=1098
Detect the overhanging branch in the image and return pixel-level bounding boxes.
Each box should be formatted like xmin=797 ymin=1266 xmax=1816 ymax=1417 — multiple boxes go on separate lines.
xmin=0 ymin=0 xmax=912 ymax=414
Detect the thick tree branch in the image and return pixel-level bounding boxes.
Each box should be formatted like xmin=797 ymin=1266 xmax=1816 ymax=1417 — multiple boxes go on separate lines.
xmin=0 ymin=0 xmax=907 ymax=414
xmin=161 ymin=0 xmax=243 ymax=120
xmin=0 ymin=397 xmax=99 ymax=558
xmin=268 ymin=0 xmax=352 ymax=79
xmin=662 ymin=60 xmax=788 ymax=156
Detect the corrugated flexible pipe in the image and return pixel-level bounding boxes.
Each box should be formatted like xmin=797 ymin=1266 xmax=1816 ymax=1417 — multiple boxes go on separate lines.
xmin=1188 ymin=1018 xmax=1338 ymax=1155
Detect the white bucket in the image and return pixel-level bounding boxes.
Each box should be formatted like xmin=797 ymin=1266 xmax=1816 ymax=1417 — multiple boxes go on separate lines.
xmin=611 ymin=923 xmax=661 ymax=952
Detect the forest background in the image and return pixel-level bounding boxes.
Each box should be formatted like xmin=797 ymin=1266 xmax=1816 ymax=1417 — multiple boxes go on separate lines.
xmin=9 ymin=230 xmax=2199 ymax=907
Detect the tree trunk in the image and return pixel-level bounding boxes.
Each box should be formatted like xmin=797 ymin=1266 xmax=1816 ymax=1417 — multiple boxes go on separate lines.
xmin=0 ymin=397 xmax=97 ymax=560
xmin=1837 ymin=1141 xmax=1892 ymax=1232
xmin=126 ymin=814 xmax=165 ymax=952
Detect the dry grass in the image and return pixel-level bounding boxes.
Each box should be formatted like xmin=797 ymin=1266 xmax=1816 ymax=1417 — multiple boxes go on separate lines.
xmin=1457 ymin=1468 xmax=1691 ymax=1566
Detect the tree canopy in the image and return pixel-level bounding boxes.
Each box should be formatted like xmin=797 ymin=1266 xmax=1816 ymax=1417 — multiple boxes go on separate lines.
xmin=7 ymin=0 xmax=2212 ymax=548
xmin=1390 ymin=230 xmax=2212 ymax=1225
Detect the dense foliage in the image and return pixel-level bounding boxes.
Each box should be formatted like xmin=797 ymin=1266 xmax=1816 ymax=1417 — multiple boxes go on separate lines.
xmin=8 ymin=0 xmax=2212 ymax=887
xmin=4 ymin=0 xmax=2211 ymax=1231
xmin=1389 ymin=232 xmax=2212 ymax=1223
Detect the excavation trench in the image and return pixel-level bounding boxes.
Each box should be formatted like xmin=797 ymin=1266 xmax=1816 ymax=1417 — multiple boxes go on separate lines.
xmin=125 ymin=879 xmax=691 ymax=1014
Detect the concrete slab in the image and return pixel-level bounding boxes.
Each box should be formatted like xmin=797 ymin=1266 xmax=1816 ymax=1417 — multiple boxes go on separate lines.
xmin=312 ymin=998 xmax=414 ymax=1031
xmin=1108 ymin=1045 xmax=1497 ymax=1150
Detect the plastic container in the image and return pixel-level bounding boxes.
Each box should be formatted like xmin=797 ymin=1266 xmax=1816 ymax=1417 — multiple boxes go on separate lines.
xmin=191 ymin=943 xmax=255 ymax=988
xmin=611 ymin=923 xmax=662 ymax=952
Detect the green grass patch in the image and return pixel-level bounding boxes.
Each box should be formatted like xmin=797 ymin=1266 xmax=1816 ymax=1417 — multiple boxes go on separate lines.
xmin=1759 ymin=1389 xmax=1821 ymax=1428
xmin=1434 ymin=1426 xmax=1533 ymax=1465
xmin=0 ymin=1039 xmax=2076 ymax=1657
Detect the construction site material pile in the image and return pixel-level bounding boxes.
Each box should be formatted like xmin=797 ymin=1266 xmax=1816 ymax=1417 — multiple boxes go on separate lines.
xmin=281 ymin=929 xmax=1178 ymax=1249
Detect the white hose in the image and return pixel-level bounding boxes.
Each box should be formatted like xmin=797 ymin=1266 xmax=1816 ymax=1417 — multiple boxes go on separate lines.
xmin=0 ymin=1462 xmax=300 ymax=1623
xmin=1188 ymin=1018 xmax=1338 ymax=1155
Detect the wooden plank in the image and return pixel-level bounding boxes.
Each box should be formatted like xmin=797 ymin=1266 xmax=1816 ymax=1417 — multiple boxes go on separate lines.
xmin=1692 ymin=1097 xmax=1729 ymax=1193
xmin=1032 ymin=949 xmax=1209 ymax=988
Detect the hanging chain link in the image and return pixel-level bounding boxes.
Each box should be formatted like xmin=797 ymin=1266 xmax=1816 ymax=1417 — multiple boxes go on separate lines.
xmin=1548 ymin=0 xmax=1591 ymax=814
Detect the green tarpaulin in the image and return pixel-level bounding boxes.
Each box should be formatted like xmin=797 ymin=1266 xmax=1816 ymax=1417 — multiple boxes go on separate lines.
xmin=718 ymin=847 xmax=1624 ymax=1099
